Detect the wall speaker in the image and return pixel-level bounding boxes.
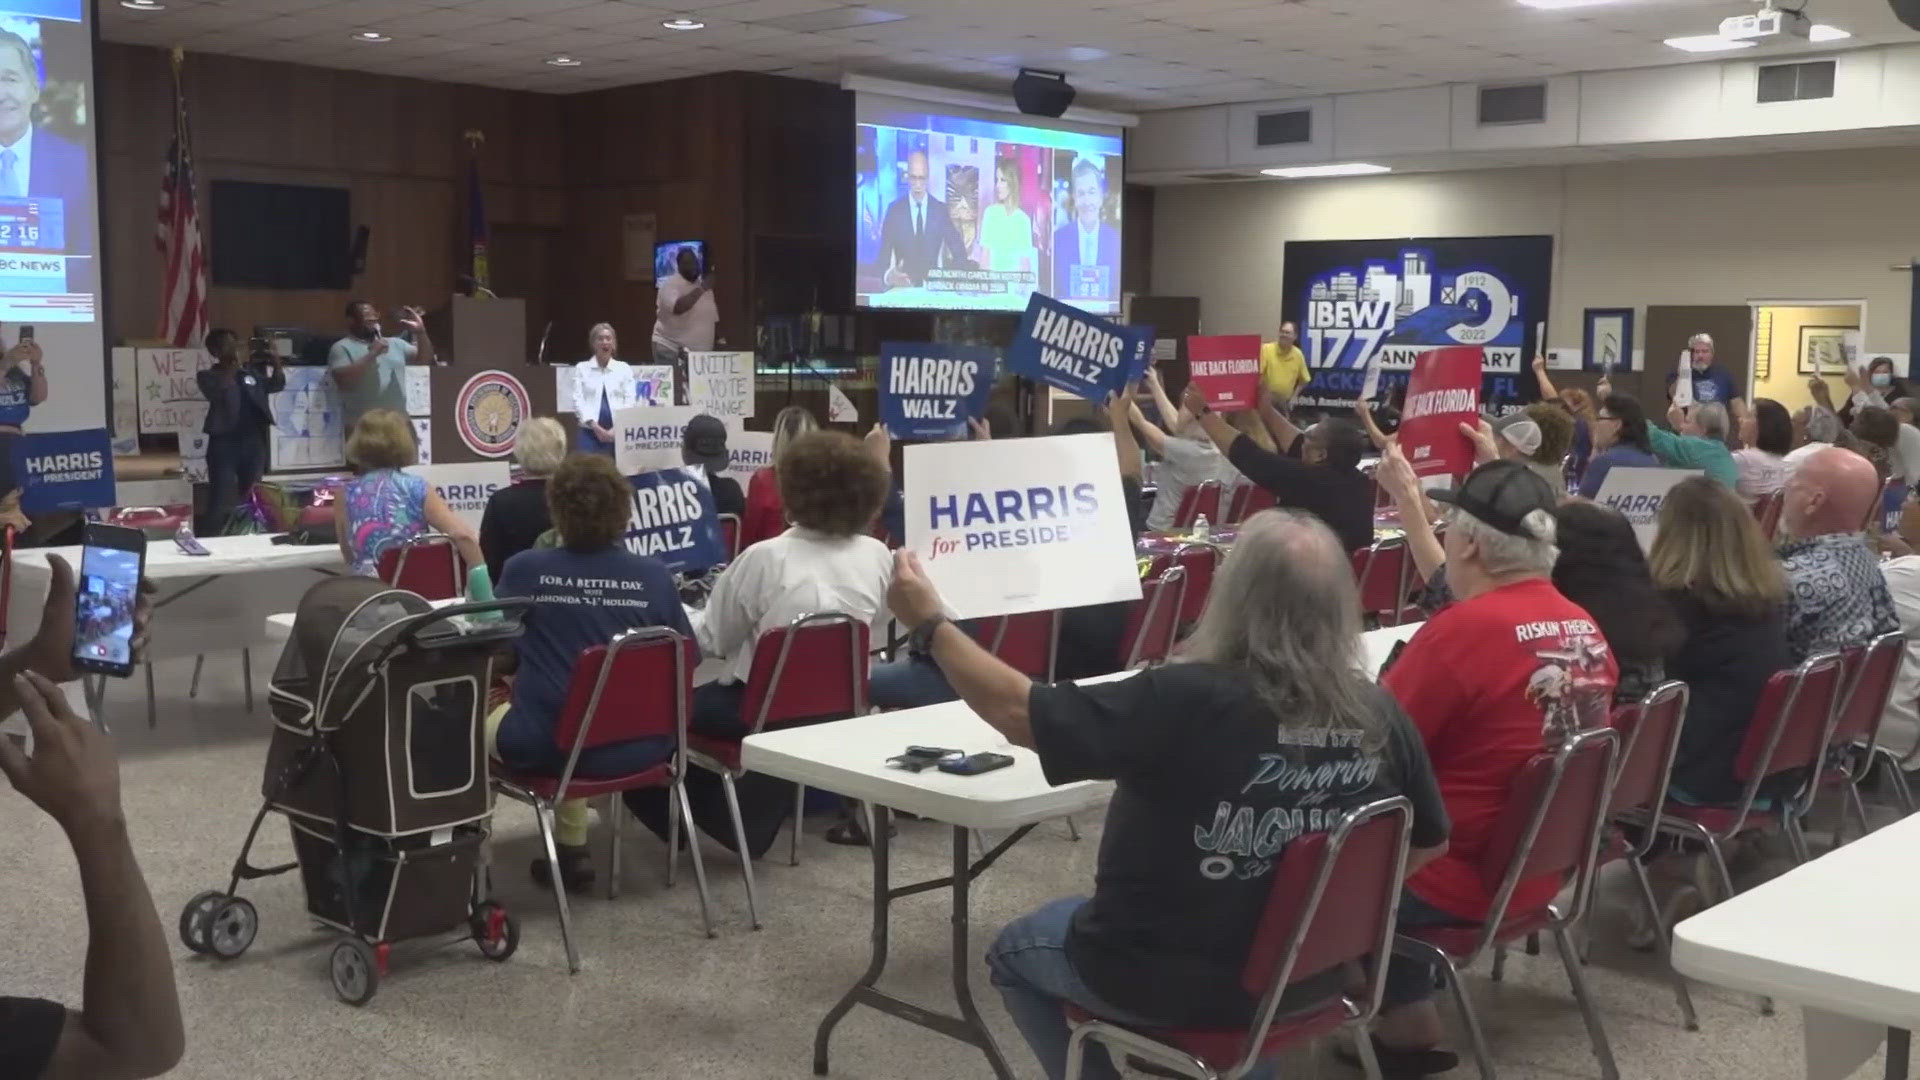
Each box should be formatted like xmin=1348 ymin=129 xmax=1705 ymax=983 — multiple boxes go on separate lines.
xmin=1013 ymin=69 xmax=1075 ymax=119
xmin=1892 ymin=0 xmax=1920 ymax=31
xmin=348 ymin=225 xmax=370 ymax=276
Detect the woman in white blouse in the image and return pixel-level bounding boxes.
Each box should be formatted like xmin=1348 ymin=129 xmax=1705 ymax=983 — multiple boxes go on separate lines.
xmin=1732 ymin=397 xmax=1792 ymax=504
xmin=978 ymin=158 xmax=1036 ymax=279
xmin=571 ymin=323 xmax=637 ymax=455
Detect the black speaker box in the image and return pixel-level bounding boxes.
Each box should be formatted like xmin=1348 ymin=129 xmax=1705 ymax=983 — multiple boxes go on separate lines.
xmin=1013 ymin=69 xmax=1076 ymax=119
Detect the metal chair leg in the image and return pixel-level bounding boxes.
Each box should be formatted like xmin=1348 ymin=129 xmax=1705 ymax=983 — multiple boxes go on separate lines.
xmin=1702 ymin=834 xmax=1769 ymax=1014
xmin=1886 ymin=754 xmax=1916 ymax=815
xmin=145 ymin=662 xmax=157 ymax=729
xmin=666 ymin=783 xmax=682 ymax=888
xmin=1845 ymin=782 xmax=1871 ymax=842
xmin=790 ymin=783 xmax=804 ymax=867
xmin=674 ymin=783 xmax=715 ymax=939
xmin=1553 ymin=923 xmax=1621 ymax=1080
xmin=1352 ymin=1023 xmax=1385 ymax=1080
xmin=1440 ymin=954 xmax=1496 ymax=1080
xmin=1490 ymin=945 xmax=1507 ymax=982
xmin=720 ymin=772 xmax=762 ymax=930
xmin=533 ymin=801 xmax=581 ymax=974
xmin=242 ymin=648 xmax=253 ymax=713
xmin=189 ymin=655 xmax=204 ymax=699
xmin=1065 ymin=815 xmax=1081 ymax=841
xmin=606 ymin=794 xmax=622 ymax=901
xmin=1783 ymin=813 xmax=1813 ymax=866
xmin=1524 ymin=931 xmax=1540 ymax=956
xmin=1628 ymin=857 xmax=1700 ymax=1031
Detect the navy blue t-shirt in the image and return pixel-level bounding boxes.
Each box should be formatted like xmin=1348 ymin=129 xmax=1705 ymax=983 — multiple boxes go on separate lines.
xmin=0 ymin=367 xmax=32 ymax=427
xmin=1666 ymin=364 xmax=1737 ymax=408
xmin=496 ymin=545 xmax=692 ymax=734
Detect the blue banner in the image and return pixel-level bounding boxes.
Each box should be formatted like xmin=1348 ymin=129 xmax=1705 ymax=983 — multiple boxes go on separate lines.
xmin=1885 ymin=481 xmax=1909 ymax=535
xmin=880 ymin=343 xmax=996 ymax=440
xmin=17 ymin=428 xmax=113 ymax=512
xmin=1005 ymin=293 xmax=1150 ymax=402
xmin=626 ymin=467 xmax=726 ymax=573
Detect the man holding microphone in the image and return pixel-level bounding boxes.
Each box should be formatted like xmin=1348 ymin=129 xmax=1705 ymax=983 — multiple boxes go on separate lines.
xmin=328 ymin=300 xmax=434 ymax=436
xmin=652 ymin=245 xmax=717 ymax=368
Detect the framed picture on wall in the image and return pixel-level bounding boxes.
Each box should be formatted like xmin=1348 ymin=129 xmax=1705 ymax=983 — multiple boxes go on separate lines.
xmin=1582 ymin=308 xmax=1634 ymax=374
xmin=1799 ymin=326 xmax=1854 ymax=375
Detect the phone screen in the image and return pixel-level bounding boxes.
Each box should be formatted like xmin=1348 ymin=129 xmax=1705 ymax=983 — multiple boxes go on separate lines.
xmin=73 ymin=524 xmax=145 ymax=677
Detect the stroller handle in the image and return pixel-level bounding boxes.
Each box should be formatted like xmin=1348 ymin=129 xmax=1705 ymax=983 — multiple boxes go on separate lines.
xmin=375 ymin=598 xmax=535 ymax=664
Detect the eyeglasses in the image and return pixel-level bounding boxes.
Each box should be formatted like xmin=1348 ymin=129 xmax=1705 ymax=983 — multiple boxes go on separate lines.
xmin=1596 ymin=413 xmax=1618 ymax=422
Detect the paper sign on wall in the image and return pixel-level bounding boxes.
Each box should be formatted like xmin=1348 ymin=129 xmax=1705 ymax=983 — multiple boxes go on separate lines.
xmin=626 ymin=467 xmax=726 ymax=572
xmin=405 ymin=367 xmax=431 ymax=417
xmin=413 ymin=418 xmax=432 ymax=464
xmin=880 ymin=342 xmax=995 ymax=440
xmin=1185 ymin=335 xmax=1263 ymax=411
xmin=269 ymin=367 xmax=345 ymax=472
xmin=408 ymin=461 xmax=510 ymax=530
xmin=904 ymin=433 xmax=1142 ymax=619
xmin=1591 ymin=466 xmax=1699 ymax=551
xmin=110 ymin=347 xmax=138 ymax=455
xmin=613 ymin=404 xmax=700 ymax=476
xmin=180 ymin=433 xmax=209 ymax=484
xmin=1399 ymin=347 xmax=1484 ymax=482
xmin=634 ymin=365 xmax=675 ymax=407
xmin=686 ymin=351 xmax=754 ymax=420
xmin=728 ymin=430 xmax=774 ymax=476
xmin=135 ymin=348 xmax=213 ymax=434
xmin=555 ymin=365 xmax=575 ymax=414
xmin=1006 ymin=293 xmax=1151 ymax=403
xmin=828 ymin=383 xmax=859 ymax=424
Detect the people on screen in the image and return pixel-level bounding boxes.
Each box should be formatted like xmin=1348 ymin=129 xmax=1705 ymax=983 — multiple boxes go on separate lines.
xmin=978 ymin=157 xmax=1037 ymax=277
xmin=0 ymin=31 xmax=84 ymax=203
xmin=328 ymin=300 xmax=434 ymax=435
xmin=877 ymin=149 xmax=970 ymax=289
xmin=652 ymin=245 xmax=716 ymax=366
xmin=1051 ymin=155 xmax=1119 ymax=303
xmin=571 ymin=322 xmax=635 ymax=455
xmin=197 ymin=328 xmax=284 ymax=535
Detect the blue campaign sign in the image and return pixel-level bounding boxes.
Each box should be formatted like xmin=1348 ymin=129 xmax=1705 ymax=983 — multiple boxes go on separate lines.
xmin=1005 ymin=293 xmax=1151 ymax=402
xmin=626 ymin=467 xmax=727 ymax=573
xmin=1885 ymin=481 xmax=1909 ymax=535
xmin=16 ymin=428 xmax=114 ymax=513
xmin=880 ymin=343 xmax=996 ymax=440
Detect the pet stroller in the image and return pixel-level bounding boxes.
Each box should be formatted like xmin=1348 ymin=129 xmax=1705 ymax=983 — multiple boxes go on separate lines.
xmin=178 ymin=575 xmax=530 ymax=1005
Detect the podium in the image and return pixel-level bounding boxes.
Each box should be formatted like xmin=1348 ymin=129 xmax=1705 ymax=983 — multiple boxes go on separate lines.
xmin=423 ymin=296 xmax=558 ymax=465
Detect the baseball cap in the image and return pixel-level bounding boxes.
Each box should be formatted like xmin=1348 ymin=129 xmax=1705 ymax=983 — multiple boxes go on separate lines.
xmin=1427 ymin=459 xmax=1557 ymax=538
xmin=682 ymin=414 xmax=731 ymax=473
xmin=1491 ymin=413 xmax=1543 ymax=458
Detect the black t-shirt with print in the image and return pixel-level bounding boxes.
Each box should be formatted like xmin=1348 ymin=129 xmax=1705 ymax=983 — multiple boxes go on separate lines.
xmin=1028 ymin=663 xmax=1450 ymax=1027
xmin=1 ymin=996 xmax=64 ymax=1079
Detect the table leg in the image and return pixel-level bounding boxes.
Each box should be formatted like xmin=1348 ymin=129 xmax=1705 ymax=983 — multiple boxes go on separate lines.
xmin=144 ymin=662 xmax=157 ymax=729
xmin=82 ymin=675 xmax=107 ymax=732
xmin=948 ymin=823 xmax=1016 ymax=1080
xmin=1889 ymin=1028 xmax=1910 ymax=1080
xmin=813 ymin=805 xmax=892 ymax=1075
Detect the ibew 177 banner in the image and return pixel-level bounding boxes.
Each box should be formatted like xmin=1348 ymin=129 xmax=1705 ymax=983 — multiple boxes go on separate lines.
xmin=904 ymin=433 xmax=1141 ymax=619
xmin=1006 ymin=292 xmax=1150 ymax=402
xmin=1398 ymin=347 xmax=1484 ymax=483
xmin=1280 ymin=235 xmax=1553 ymax=412
xmin=880 ymin=342 xmax=996 ymax=440
xmin=627 ymin=467 xmax=726 ymax=572
xmin=1186 ymin=335 xmax=1263 ymax=411
xmin=614 ymin=404 xmax=700 ymax=475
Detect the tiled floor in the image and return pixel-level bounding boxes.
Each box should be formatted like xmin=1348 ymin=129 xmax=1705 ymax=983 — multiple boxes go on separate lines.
xmin=0 ymin=652 xmax=1893 ymax=1079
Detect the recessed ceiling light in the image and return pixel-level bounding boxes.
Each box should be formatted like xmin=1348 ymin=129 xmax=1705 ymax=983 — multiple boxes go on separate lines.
xmin=1516 ymin=0 xmax=1622 ymax=8
xmin=1663 ymin=34 xmax=1756 ymax=53
xmin=545 ymin=55 xmax=582 ymax=67
xmin=1261 ymin=163 xmax=1392 ymax=179
xmin=352 ymin=30 xmax=392 ymax=43
xmin=662 ymin=17 xmax=705 ymax=31
xmin=1809 ymin=23 xmax=1852 ymax=42
xmin=119 ymin=0 xmax=164 ymax=9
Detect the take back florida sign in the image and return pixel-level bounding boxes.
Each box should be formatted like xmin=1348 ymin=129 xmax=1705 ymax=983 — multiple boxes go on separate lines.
xmin=904 ymin=433 xmax=1142 ymax=619
xmin=1186 ymin=335 xmax=1263 ymax=411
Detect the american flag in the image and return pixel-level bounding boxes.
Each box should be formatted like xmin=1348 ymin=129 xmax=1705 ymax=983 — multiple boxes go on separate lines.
xmin=155 ymin=48 xmax=207 ymax=350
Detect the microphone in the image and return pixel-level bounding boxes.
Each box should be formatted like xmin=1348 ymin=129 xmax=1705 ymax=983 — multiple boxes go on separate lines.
xmin=535 ymin=321 xmax=553 ymax=366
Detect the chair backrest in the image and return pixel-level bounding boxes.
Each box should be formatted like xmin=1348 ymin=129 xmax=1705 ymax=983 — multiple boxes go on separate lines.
xmin=717 ymin=513 xmax=742 ymax=560
xmin=1351 ymin=536 xmax=1411 ymax=624
xmin=740 ymin=612 xmax=871 ymax=734
xmin=549 ymin=628 xmax=695 ymax=787
xmin=1225 ymin=484 xmax=1277 ymax=525
xmin=1832 ymin=632 xmax=1906 ymax=751
xmin=1752 ymin=491 xmax=1784 ymax=541
xmin=1172 ymin=543 xmax=1220 ymax=625
xmin=377 ymin=533 xmax=463 ymax=600
xmin=981 ymin=609 xmax=1061 ymax=682
xmin=1732 ymin=652 xmax=1848 ymax=791
xmin=1233 ymin=798 xmax=1412 ymax=1072
xmin=1121 ymin=567 xmax=1186 ymax=669
xmin=1475 ymin=727 xmax=1620 ymax=941
xmin=1605 ymin=682 xmax=1690 ymax=854
xmin=1172 ymin=480 xmax=1223 ymax=530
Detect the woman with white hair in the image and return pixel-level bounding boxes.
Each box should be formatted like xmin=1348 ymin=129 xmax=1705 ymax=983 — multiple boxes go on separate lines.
xmin=480 ymin=416 xmax=567 ymax=583
xmin=883 ymin=511 xmax=1452 ymax=1080
xmin=571 ymin=322 xmax=637 ymax=455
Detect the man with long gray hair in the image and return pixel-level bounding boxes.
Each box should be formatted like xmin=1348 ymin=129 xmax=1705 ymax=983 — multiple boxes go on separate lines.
xmin=883 ymin=511 xmax=1450 ymax=1080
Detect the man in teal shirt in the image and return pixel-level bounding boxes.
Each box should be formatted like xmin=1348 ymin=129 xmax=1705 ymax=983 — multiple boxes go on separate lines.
xmin=328 ymin=299 xmax=435 ymax=434
xmin=1654 ymin=399 xmax=1739 ymax=488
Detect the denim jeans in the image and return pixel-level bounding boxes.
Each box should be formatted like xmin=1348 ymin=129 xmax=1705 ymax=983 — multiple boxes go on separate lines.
xmin=986 ymin=896 xmax=1278 ymax=1080
xmin=868 ymin=654 xmax=958 ymax=710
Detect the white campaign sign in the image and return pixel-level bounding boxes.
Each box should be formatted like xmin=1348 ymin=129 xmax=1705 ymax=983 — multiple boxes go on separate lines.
xmin=613 ymin=404 xmax=700 ymax=476
xmin=728 ymin=430 xmax=774 ymax=476
xmin=686 ymin=351 xmax=754 ymax=420
xmin=1671 ymin=351 xmax=1694 ymax=409
xmin=1591 ymin=466 xmax=1699 ymax=552
xmin=634 ymin=365 xmax=675 ymax=407
xmin=408 ymin=461 xmax=510 ymax=530
xmin=904 ymin=433 xmax=1142 ymax=619
xmin=136 ymin=347 xmax=214 ymax=434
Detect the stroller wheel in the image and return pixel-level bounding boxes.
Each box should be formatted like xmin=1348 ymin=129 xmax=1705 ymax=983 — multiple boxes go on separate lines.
xmin=470 ymin=901 xmax=518 ymax=962
xmin=206 ymin=897 xmax=258 ymax=960
xmin=329 ymin=938 xmax=379 ymax=1006
xmin=178 ymin=891 xmax=224 ymax=954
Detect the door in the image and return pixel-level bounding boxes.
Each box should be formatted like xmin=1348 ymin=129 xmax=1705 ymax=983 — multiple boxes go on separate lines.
xmin=1643 ymin=305 xmax=1753 ymax=406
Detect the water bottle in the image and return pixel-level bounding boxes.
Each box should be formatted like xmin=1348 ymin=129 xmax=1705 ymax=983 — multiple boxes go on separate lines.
xmin=465 ymin=564 xmax=502 ymax=623
xmin=1190 ymin=513 xmax=1210 ymax=541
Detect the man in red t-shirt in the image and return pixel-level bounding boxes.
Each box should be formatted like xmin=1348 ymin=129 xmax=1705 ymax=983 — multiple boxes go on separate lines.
xmin=1373 ymin=459 xmax=1618 ymax=1067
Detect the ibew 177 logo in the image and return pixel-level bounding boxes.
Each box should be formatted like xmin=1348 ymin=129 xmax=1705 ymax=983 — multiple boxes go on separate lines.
xmin=1302 ymin=248 xmax=1526 ymax=395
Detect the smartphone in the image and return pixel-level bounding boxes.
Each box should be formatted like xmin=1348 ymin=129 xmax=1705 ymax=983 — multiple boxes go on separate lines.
xmin=938 ymin=752 xmax=1015 ymax=777
xmin=18 ymin=325 xmax=33 ymax=342
xmin=72 ymin=523 xmax=146 ymax=678
xmin=174 ymin=532 xmax=210 ymax=556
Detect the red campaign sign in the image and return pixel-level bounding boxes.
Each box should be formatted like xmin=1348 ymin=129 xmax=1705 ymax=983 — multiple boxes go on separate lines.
xmin=1185 ymin=335 xmax=1264 ymax=411
xmin=1399 ymin=346 xmax=1484 ymax=481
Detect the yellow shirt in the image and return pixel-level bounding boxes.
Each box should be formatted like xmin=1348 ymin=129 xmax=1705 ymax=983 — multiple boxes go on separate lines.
xmin=1259 ymin=342 xmax=1311 ymax=398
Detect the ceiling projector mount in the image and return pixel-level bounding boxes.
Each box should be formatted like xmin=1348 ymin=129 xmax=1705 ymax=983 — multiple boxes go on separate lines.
xmin=1719 ymin=0 xmax=1813 ymax=42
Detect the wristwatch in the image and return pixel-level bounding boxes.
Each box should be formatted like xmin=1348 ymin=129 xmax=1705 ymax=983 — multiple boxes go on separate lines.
xmin=907 ymin=615 xmax=949 ymax=656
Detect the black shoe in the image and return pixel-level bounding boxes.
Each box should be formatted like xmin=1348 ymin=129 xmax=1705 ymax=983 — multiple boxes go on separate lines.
xmin=530 ymin=845 xmax=596 ymax=895
xmin=1334 ymin=1036 xmax=1460 ymax=1077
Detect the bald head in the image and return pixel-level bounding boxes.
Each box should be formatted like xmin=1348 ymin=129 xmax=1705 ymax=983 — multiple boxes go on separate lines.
xmin=1784 ymin=445 xmax=1881 ymax=539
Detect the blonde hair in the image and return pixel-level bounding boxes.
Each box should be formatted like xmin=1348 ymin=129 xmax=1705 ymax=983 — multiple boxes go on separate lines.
xmin=345 ymin=409 xmax=416 ymax=472
xmin=513 ymin=417 xmax=567 ymax=477
xmin=770 ymin=404 xmax=820 ymax=465
xmin=1649 ymin=476 xmax=1789 ymax=618
xmin=588 ymin=322 xmax=616 ymax=351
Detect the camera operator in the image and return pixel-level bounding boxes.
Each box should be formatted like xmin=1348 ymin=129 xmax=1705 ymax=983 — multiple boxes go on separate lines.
xmin=196 ymin=329 xmax=285 ymax=535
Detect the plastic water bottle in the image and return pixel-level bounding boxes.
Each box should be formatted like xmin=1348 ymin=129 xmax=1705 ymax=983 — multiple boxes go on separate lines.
xmin=1190 ymin=513 xmax=1210 ymax=541
xmin=465 ymin=564 xmax=502 ymax=623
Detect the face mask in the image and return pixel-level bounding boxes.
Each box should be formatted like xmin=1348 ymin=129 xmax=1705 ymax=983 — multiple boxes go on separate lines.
xmin=1873 ymin=372 xmax=1893 ymax=389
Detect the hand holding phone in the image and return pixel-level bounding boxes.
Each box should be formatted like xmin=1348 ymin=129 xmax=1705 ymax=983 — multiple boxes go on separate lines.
xmin=72 ymin=524 xmax=147 ymax=679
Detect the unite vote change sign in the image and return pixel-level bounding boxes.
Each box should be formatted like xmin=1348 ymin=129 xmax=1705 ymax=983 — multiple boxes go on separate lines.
xmin=880 ymin=342 xmax=995 ymax=440
xmin=1186 ymin=335 xmax=1263 ymax=411
xmin=686 ymin=351 xmax=754 ymax=420
xmin=905 ymin=433 xmax=1141 ymax=619
xmin=1006 ymin=293 xmax=1150 ymax=402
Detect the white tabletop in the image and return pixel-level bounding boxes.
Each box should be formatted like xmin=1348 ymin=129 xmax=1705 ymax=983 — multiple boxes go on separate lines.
xmin=14 ymin=533 xmax=342 ymax=581
xmin=1674 ymin=812 xmax=1920 ymax=1080
xmin=1363 ymin=622 xmax=1422 ymax=679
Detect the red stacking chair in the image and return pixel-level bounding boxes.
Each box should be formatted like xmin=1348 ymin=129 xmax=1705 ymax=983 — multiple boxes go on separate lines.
xmin=1351 ymin=537 xmax=1417 ymax=628
xmin=377 ymin=532 xmax=464 ymax=600
xmin=1594 ymin=681 xmax=1697 ymax=1029
xmin=491 ymin=628 xmax=712 ymax=973
xmin=687 ymin=612 xmax=869 ymax=929
xmin=1171 ymin=543 xmax=1221 ymax=627
xmin=1063 ymin=798 xmax=1415 ymax=1080
xmin=1171 ymin=480 xmax=1224 ymax=531
xmin=1751 ymin=490 xmax=1784 ymax=541
xmin=1223 ymin=484 xmax=1275 ymax=526
xmin=1120 ymin=567 xmax=1186 ymax=671
xmin=974 ymin=609 xmax=1062 ymax=682
xmin=717 ymin=513 xmax=742 ymax=561
xmin=1397 ymin=727 xmax=1622 ymax=1080
xmin=1822 ymin=632 xmax=1909 ymax=837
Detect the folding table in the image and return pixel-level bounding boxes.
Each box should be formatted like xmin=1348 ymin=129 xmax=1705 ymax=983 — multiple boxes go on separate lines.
xmin=1673 ymin=811 xmax=1920 ymax=1080
xmin=742 ymin=701 xmax=1114 ymax=1079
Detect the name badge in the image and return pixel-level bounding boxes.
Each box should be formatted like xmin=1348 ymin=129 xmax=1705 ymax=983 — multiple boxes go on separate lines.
xmin=242 ymin=375 xmax=255 ymax=386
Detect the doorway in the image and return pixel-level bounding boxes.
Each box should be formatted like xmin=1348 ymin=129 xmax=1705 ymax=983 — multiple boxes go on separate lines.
xmin=1748 ymin=300 xmax=1865 ymax=415
xmin=1642 ymin=305 xmax=1753 ymax=406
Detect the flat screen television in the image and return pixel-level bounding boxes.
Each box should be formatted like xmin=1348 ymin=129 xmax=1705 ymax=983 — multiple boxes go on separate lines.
xmin=210 ymin=180 xmax=352 ymax=290
xmin=654 ymin=239 xmax=706 ymax=281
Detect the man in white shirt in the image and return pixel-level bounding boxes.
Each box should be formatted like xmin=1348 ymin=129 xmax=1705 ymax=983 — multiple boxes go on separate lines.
xmin=1879 ymin=492 xmax=1920 ymax=766
xmin=652 ymin=245 xmax=717 ymax=365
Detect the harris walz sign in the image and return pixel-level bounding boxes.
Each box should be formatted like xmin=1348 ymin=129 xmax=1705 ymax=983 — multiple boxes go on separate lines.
xmin=1281 ymin=235 xmax=1553 ymax=414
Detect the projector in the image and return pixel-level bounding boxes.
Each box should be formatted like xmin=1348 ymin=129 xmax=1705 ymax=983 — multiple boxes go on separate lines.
xmin=1720 ymin=4 xmax=1812 ymax=41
